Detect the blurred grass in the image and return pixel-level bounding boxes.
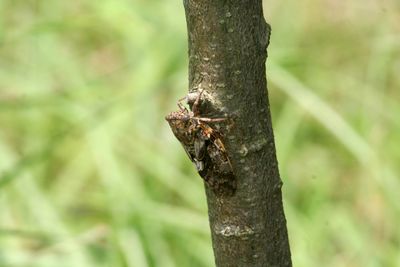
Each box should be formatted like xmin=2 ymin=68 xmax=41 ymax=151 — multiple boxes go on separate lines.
xmin=0 ymin=0 xmax=399 ymax=266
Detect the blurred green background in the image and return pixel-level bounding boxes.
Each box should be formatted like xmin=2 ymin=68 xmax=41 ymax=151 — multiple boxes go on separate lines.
xmin=0 ymin=0 xmax=399 ymax=266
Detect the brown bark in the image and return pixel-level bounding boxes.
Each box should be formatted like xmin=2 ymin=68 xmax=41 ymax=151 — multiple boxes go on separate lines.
xmin=179 ymin=1 xmax=292 ymax=266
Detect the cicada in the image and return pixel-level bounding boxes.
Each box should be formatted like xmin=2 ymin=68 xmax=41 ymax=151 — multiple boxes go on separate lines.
xmin=165 ymin=90 xmax=236 ymax=195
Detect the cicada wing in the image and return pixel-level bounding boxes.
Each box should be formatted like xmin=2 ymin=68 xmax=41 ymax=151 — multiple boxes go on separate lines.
xmin=194 ymin=137 xmax=207 ymax=160
xmin=179 ymin=143 xmax=195 ymax=162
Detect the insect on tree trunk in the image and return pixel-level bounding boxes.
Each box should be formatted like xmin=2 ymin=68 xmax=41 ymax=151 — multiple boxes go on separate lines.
xmin=166 ymin=1 xmax=292 ymax=266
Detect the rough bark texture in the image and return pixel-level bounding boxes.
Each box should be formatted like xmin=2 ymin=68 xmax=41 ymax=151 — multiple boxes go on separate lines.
xmin=182 ymin=1 xmax=292 ymax=266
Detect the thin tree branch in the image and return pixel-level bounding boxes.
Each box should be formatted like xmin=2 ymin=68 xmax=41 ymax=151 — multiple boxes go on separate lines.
xmin=167 ymin=1 xmax=292 ymax=266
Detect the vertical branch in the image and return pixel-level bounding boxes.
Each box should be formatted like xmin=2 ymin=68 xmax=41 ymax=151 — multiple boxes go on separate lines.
xmin=180 ymin=1 xmax=292 ymax=266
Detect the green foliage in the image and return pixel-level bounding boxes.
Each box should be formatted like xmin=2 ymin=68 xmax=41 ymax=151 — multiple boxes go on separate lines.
xmin=0 ymin=1 xmax=399 ymax=266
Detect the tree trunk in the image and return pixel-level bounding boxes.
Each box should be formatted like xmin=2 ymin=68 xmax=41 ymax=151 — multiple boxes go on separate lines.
xmin=175 ymin=1 xmax=292 ymax=266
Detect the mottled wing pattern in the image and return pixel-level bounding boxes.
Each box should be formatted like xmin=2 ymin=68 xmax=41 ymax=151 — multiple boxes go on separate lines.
xmin=165 ymin=96 xmax=236 ymax=196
